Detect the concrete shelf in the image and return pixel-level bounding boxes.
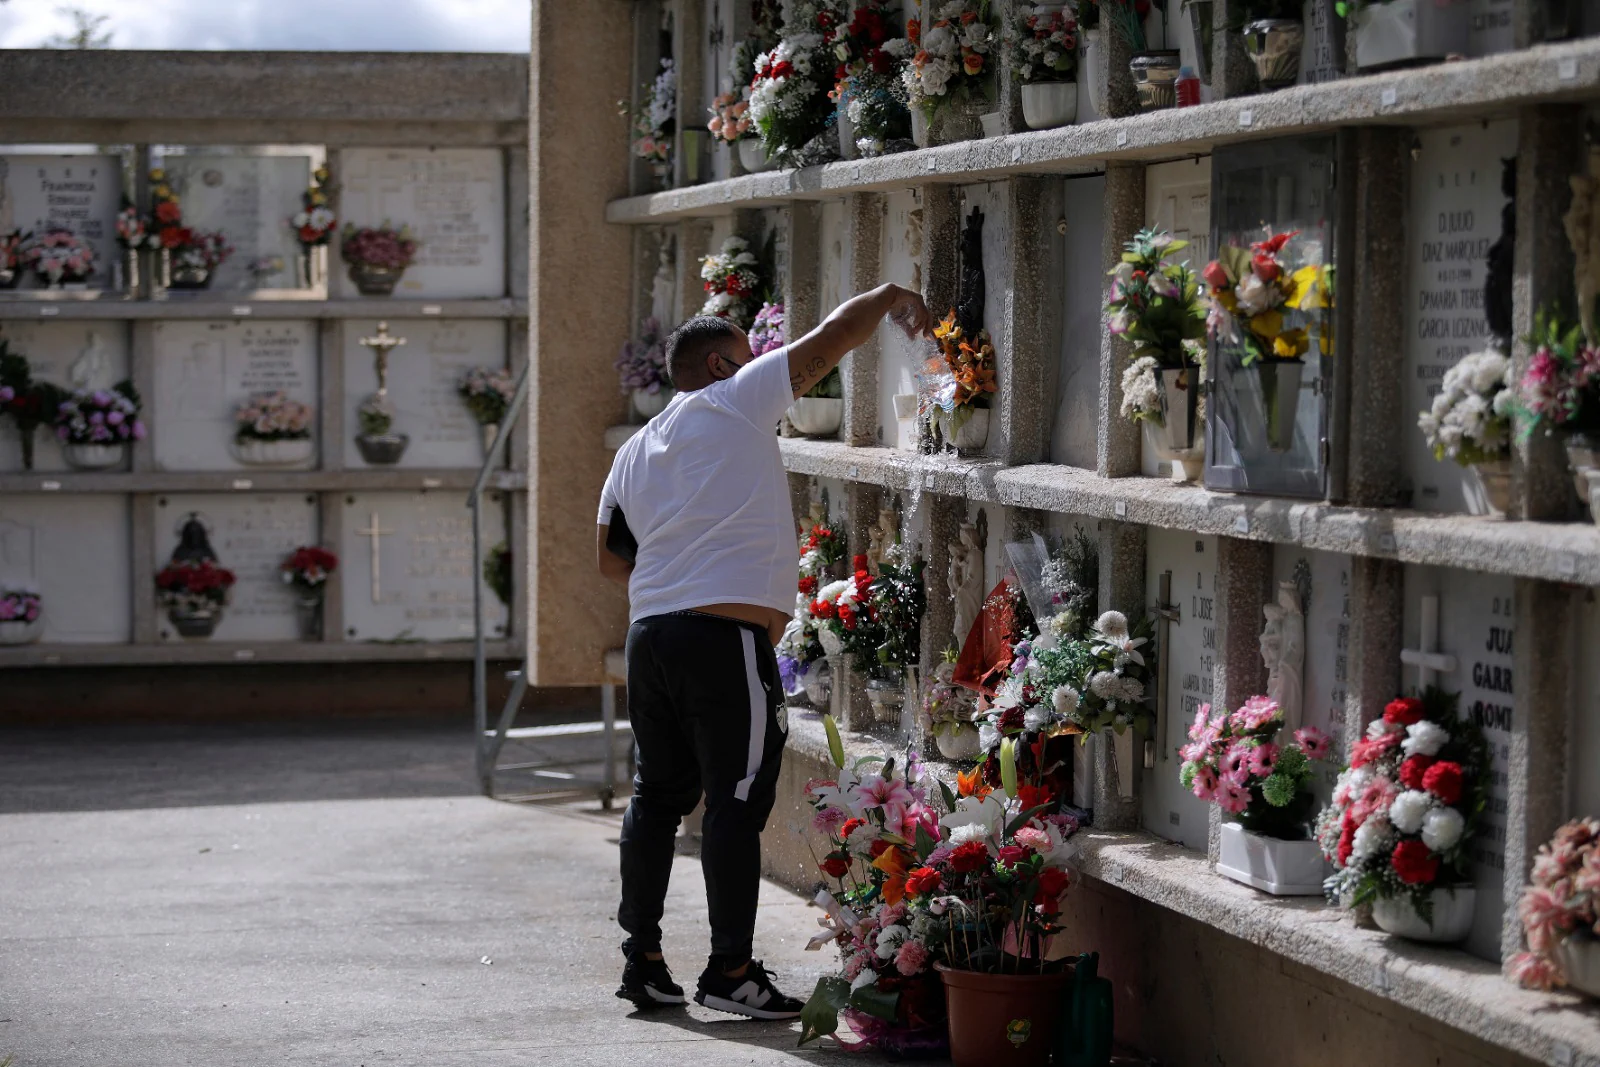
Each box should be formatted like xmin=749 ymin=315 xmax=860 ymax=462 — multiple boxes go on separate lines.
xmin=0 ymin=637 xmax=519 ymax=669
xmin=607 ymin=37 xmax=1600 ymax=225
xmin=0 ymin=469 xmax=527 ymax=495
xmin=0 ymin=296 xmax=527 ymax=320
xmin=780 ymin=437 xmax=1600 ymax=586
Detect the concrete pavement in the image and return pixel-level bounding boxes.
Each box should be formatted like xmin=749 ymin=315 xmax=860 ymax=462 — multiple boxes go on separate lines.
xmin=0 ymin=722 xmax=907 ymax=1066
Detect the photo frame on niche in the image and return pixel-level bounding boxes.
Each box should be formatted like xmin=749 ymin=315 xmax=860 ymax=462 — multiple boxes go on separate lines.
xmin=1204 ymin=135 xmax=1338 ymax=499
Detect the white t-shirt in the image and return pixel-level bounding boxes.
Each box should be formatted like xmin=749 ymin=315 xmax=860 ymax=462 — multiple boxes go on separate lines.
xmin=598 ymin=347 xmax=796 ymax=624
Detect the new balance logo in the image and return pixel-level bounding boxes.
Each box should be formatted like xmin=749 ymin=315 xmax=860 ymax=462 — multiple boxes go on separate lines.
xmin=728 ymin=980 xmax=772 ymax=1009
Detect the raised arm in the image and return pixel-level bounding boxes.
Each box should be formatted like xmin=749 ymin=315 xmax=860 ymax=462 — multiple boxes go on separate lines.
xmin=786 ymin=283 xmax=934 ymax=399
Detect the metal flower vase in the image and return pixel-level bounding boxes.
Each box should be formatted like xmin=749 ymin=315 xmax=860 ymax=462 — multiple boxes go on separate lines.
xmin=296 ymin=245 xmax=328 ymax=289
xmin=1256 ymin=359 xmax=1303 ymax=452
xmin=168 ymin=605 xmax=221 ymax=640
xmin=295 ymin=595 xmax=323 ymax=641
xmin=1242 ymin=19 xmax=1305 ymax=89
xmin=1130 ymin=50 xmax=1183 ymax=111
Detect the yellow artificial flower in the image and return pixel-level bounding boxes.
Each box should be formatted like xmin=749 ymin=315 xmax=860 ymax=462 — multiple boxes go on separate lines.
xmin=1273 ymin=328 xmax=1309 ymax=358
xmin=1249 ymin=309 xmax=1284 ymax=340
xmin=933 ymin=310 xmax=961 ymax=343
xmin=1287 ymin=265 xmax=1328 ymax=310
xmin=154 ymin=185 xmax=173 ymax=199
xmin=310 ymin=191 xmax=327 ymax=206
xmin=1215 ymin=289 xmax=1239 ymax=313
xmin=148 ymin=167 xmax=165 ymax=181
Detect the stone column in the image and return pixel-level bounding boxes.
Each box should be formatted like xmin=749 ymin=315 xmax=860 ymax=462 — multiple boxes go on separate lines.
xmin=782 ymin=203 xmax=823 ymax=337
xmin=1340 ymin=556 xmax=1404 ymax=758
xmin=1093 ymin=518 xmax=1147 ymax=829
xmin=1513 ymin=105 xmax=1585 ymax=521
xmin=527 ymin=0 xmax=635 ymax=685
xmin=996 ymin=177 xmax=1052 ymax=466
xmin=318 ymin=491 xmax=346 ymax=644
xmin=129 ymin=321 xmax=157 ymax=474
xmin=675 ymin=218 xmax=712 ymax=324
xmin=843 ymin=193 xmax=885 ymax=446
xmin=995 ymin=0 xmax=1028 ymax=134
xmin=1207 ymin=536 xmax=1274 ymax=861
xmin=670 ymin=0 xmax=705 ymax=188
xmin=1210 ymin=0 xmax=1256 ymax=99
xmin=1098 ymin=162 xmax=1144 ymax=479
xmin=1104 ymin=24 xmax=1140 ymax=118
xmin=918 ymin=494 xmax=965 ymax=723
xmin=1503 ymin=578 xmax=1579 ymax=964
xmin=1339 ymin=128 xmax=1410 ymax=507
xmin=131 ymin=494 xmax=158 ymax=644
xmin=919 ymin=183 xmax=961 ymax=317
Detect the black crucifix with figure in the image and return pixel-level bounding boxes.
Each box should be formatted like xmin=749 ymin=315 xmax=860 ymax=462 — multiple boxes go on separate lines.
xmin=956 ymin=206 xmax=985 ymax=339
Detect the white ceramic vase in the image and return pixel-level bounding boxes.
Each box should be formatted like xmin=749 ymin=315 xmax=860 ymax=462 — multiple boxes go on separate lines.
xmin=1215 ymin=822 xmax=1327 ymax=896
xmin=1142 ymin=419 xmax=1204 ymax=483
xmin=942 ymin=408 xmax=989 ymax=454
xmin=1021 ymin=81 xmax=1079 ymax=129
xmin=1371 ymin=885 xmax=1476 ymax=942
xmin=737 ymin=138 xmax=772 ymax=174
xmin=1558 ymin=934 xmax=1600 ymax=998
xmin=62 ymin=442 xmax=126 ymax=470
xmin=1082 ymin=29 xmax=1105 ymax=117
xmin=1466 ymin=459 xmax=1513 ymax=518
xmin=0 ymin=614 xmax=44 ymax=645
xmin=788 ymin=397 xmax=843 ymax=437
xmin=935 ymin=727 xmax=982 ymax=761
xmin=978 ymin=111 xmax=1004 ymax=138
xmin=632 ymin=387 xmax=674 ymax=421
xmin=232 ymin=436 xmax=315 ymax=467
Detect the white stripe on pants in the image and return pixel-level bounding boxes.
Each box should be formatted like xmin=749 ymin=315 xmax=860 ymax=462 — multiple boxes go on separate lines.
xmin=733 ymin=627 xmax=766 ymax=802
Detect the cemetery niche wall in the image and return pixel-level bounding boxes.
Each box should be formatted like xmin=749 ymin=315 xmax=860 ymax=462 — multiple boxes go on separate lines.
xmin=578 ymin=1 xmax=1600 ymax=1063
xmin=0 ymin=50 xmax=528 ymax=671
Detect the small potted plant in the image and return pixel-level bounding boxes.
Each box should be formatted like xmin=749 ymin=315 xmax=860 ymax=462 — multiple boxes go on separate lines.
xmin=1105 ymin=228 xmax=1208 ymax=480
xmin=0 ymin=342 xmax=63 ymax=472
xmin=340 ymin=221 xmax=419 ymax=297
xmin=1510 ymin=818 xmax=1600 ymax=997
xmin=231 ymin=391 xmax=314 ymax=466
xmin=1201 ymin=230 xmax=1331 ymax=453
xmin=1516 ymin=311 xmax=1600 ymax=517
xmin=0 ymin=588 xmax=44 ymax=645
xmin=281 ymin=545 xmax=337 ymax=640
xmin=114 ymin=202 xmax=146 ymax=293
xmin=0 ymin=229 xmax=25 ymax=289
xmin=1417 ymin=347 xmax=1515 ymax=517
xmin=630 ymin=57 xmax=677 ymax=187
xmin=698 ymin=236 xmax=764 ymax=329
xmin=903 ymin=0 xmax=998 ymax=145
xmin=53 ymin=382 xmax=144 ymax=470
xmin=616 ymin=316 xmax=673 ymax=421
xmin=457 ymin=365 xmax=517 ymax=460
xmin=23 ymin=228 xmax=96 ymax=289
xmin=289 ymin=164 xmax=337 ymax=289
xmin=1235 ymin=0 xmax=1305 ymax=90
xmin=927 ymin=310 xmax=997 ymax=454
xmin=484 ymin=541 xmax=513 ymax=609
xmin=1011 ymin=5 xmax=1080 ymax=129
xmin=1316 ymin=688 xmax=1490 ymax=942
xmin=354 ymin=394 xmax=408 ymax=465
xmin=1182 ymin=696 xmax=1334 ymax=895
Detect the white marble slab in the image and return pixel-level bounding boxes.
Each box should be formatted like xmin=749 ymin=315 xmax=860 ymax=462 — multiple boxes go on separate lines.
xmin=0 ymin=153 xmax=123 ymax=289
xmin=0 ymin=322 xmax=131 ymax=473
xmin=0 ymin=496 xmax=131 ymax=643
xmin=1142 ymin=158 xmax=1213 ymax=479
xmin=1273 ymin=545 xmax=1352 ymax=807
xmin=159 ymin=154 xmax=312 ymax=291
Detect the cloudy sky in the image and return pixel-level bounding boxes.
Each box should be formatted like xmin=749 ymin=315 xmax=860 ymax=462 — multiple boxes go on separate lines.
xmin=0 ymin=1 xmax=531 ymax=51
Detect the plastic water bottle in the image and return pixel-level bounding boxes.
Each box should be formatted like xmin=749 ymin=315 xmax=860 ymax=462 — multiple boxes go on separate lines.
xmin=1175 ymin=66 xmax=1202 ymax=108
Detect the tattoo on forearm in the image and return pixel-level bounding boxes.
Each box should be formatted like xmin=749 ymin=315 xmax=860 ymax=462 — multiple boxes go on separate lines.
xmin=792 ymin=356 xmax=827 ymax=394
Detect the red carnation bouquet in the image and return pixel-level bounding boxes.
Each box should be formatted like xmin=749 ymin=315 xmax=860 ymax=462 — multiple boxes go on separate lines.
xmin=281 ymin=545 xmax=338 ymax=594
xmin=1316 ymin=688 xmax=1489 ymax=927
xmin=155 ymin=559 xmax=236 ymax=612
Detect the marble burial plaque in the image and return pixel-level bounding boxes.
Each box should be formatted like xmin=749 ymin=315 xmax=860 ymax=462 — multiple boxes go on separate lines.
xmin=1577 ymin=595 xmax=1600 ymax=821
xmin=1141 ymin=529 xmax=1217 ymax=851
xmin=340 ymin=491 xmax=507 ymax=642
xmin=343 ymin=319 xmax=506 ymax=469
xmin=1272 ymin=546 xmax=1351 ymax=806
xmin=1143 ymin=159 xmax=1213 ymax=478
xmin=1404 ymin=563 xmax=1514 ymax=962
xmin=1404 ymin=121 xmax=1518 ymax=514
xmin=818 ymin=199 xmax=851 ymax=323
xmin=154 ymin=494 xmax=318 ymax=643
xmin=1468 ymin=0 xmax=1515 ymax=56
xmin=0 ymin=496 xmax=131 ymax=643
xmin=158 ymin=154 xmax=312 ymax=292
xmin=334 ymin=148 xmax=506 ymax=300
xmin=1051 ymin=175 xmax=1105 ymax=470
xmin=152 ymin=320 xmax=318 ymax=472
xmin=0 ymin=154 xmax=123 ymax=288
xmin=0 ymin=323 xmax=131 ymax=474
xmin=880 ymin=188 xmax=922 ymax=450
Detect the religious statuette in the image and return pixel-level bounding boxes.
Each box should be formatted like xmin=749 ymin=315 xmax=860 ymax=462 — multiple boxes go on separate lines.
xmin=866 ymin=507 xmax=898 ymax=575
xmin=948 ymin=522 xmax=984 ymax=650
xmin=1259 ymin=579 xmax=1305 ymax=732
xmin=355 ymin=322 xmax=409 ymax=465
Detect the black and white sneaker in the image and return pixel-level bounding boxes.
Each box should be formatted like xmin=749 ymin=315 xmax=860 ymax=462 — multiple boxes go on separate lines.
xmin=693 ymin=959 xmax=803 ymax=1020
xmin=616 ymin=955 xmax=686 ymax=1010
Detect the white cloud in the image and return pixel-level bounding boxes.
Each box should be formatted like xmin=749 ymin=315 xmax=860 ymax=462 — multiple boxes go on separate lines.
xmin=0 ymin=0 xmax=531 ymax=52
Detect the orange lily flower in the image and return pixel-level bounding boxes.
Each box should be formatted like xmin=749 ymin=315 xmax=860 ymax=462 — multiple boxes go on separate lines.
xmin=871 ymin=845 xmax=912 ymax=905
xmin=956 ymin=765 xmax=992 ymax=799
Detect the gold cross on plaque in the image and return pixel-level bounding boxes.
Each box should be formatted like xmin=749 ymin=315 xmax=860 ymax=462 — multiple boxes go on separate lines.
xmin=357 ymin=321 xmax=407 ymax=395
xmin=355 ymin=511 xmax=394 ymax=603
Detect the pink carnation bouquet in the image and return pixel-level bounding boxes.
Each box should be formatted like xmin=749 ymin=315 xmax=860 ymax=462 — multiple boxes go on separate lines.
xmin=1509 ymin=818 xmax=1600 ymax=991
xmin=24 ymin=228 xmax=96 ymax=285
xmin=339 ymin=221 xmax=419 ymax=271
xmin=1179 ymin=695 xmax=1331 ymax=839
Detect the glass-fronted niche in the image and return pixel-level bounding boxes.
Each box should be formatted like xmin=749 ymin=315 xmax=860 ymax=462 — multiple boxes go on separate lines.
xmin=0 ymin=145 xmax=510 ymax=300
xmin=1205 ymin=136 xmax=1338 ymax=499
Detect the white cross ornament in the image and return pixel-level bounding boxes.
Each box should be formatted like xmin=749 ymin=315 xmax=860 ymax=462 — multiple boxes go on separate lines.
xmin=1400 ymin=594 xmax=1458 ymax=688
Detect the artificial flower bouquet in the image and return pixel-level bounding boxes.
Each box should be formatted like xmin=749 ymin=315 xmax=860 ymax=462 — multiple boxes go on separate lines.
xmin=810 ymin=553 xmax=886 ymax=665
xmin=749 ymin=300 xmax=786 ymax=356
xmin=0 ymin=589 xmax=42 ymax=626
xmin=0 ymin=344 xmax=64 ymax=471
xmin=290 ymin=164 xmax=337 ymax=248
xmin=457 ymin=366 xmax=517 ymax=427
xmin=778 ymin=520 xmax=849 ymax=695
xmin=1181 ymin=696 xmax=1332 ymax=837
xmin=280 ymin=545 xmax=338 ymax=595
xmin=631 ymin=58 xmax=677 ymax=168
xmin=903 ymin=1 xmax=998 ymax=120
xmin=1201 ymin=229 xmax=1329 ymax=367
xmin=1419 ymin=348 xmax=1514 ymax=466
xmin=922 ymin=310 xmax=996 ymax=447
xmin=155 ymin=559 xmax=236 ymax=613
xmin=115 ymin=204 xmax=146 ymax=249
xmin=827 ymin=2 xmax=914 ymax=156
xmin=749 ymin=2 xmax=839 ymax=164
xmin=617 ymin=316 xmax=670 ymax=398
xmin=23 ymin=228 xmax=96 ymax=287
xmin=1316 ymin=689 xmax=1490 ymax=938
xmin=709 ymin=33 xmax=771 ymax=147
xmin=146 ymin=171 xmax=232 ymax=280
xmin=340 ymin=222 xmax=418 ymax=272
xmin=54 ymin=383 xmax=145 ymax=448
xmin=1009 ymin=5 xmax=1078 ymax=82
xmin=698 ymin=235 xmax=764 ymax=328
xmin=1510 ymin=818 xmax=1600 ymax=994
xmin=234 ymin=391 xmax=312 ymax=443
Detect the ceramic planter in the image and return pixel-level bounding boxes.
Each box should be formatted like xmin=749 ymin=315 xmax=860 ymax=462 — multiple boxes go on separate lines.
xmin=632 ymin=387 xmax=674 ymax=421
xmin=1371 ymin=885 xmax=1476 ymax=942
xmin=1021 ymin=81 xmax=1079 ymax=129
xmin=788 ymin=396 xmax=844 ymax=437
xmin=1242 ymin=19 xmax=1305 ymax=89
xmin=1557 ymin=933 xmax=1600 ymax=998
xmin=348 ymin=262 xmax=406 ymax=296
xmin=233 ymin=436 xmax=314 ymax=467
xmin=941 ymin=408 xmax=989 ymax=454
xmin=649 ymin=160 xmax=673 ymax=190
xmin=1352 ymin=0 xmax=1470 ymax=70
xmin=1565 ymin=431 xmax=1599 ymax=504
xmin=1130 ymin=50 xmax=1183 ymax=111
xmin=1081 ymin=29 xmax=1106 ymax=116
xmin=936 ymin=963 xmax=1072 ymax=1067
xmin=978 ymin=111 xmax=1004 ymax=138
xmin=1142 ymin=420 xmax=1204 ymax=482
xmin=1216 ymin=822 xmax=1326 ymax=895
xmin=1256 ymin=359 xmax=1303 ymax=453
xmin=865 ymin=678 xmax=905 ymax=727
xmin=935 ymin=727 xmax=982 ymax=761
xmin=1467 ymin=458 xmax=1513 ymax=518
xmin=355 ymin=432 xmax=409 ymax=465
xmin=0 ymin=614 xmax=44 ymax=645
xmin=736 ymin=138 xmax=772 ymax=174
xmin=168 ymin=605 xmax=222 ymax=640
xmin=62 ymin=442 xmax=126 ymax=470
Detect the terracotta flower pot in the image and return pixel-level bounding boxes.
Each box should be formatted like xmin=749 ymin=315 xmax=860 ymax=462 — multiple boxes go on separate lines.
xmin=935 ymin=963 xmax=1072 ymax=1067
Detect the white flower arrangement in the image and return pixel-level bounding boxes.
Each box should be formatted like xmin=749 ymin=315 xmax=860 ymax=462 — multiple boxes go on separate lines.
xmin=698 ymin=235 xmax=764 ymax=328
xmin=630 ymin=58 xmax=676 ymax=165
xmin=748 ymin=15 xmax=835 ymax=162
xmin=1416 ymin=347 xmax=1514 ymax=467
xmin=1120 ymin=355 xmax=1163 ymax=423
xmin=903 ymin=1 xmax=996 ymax=117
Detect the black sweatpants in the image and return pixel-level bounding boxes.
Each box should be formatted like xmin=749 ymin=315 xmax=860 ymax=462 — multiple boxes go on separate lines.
xmin=617 ymin=610 xmax=788 ymax=964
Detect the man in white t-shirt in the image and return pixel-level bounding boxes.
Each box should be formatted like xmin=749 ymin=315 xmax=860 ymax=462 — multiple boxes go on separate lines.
xmin=597 ymin=283 xmax=930 ymax=1019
